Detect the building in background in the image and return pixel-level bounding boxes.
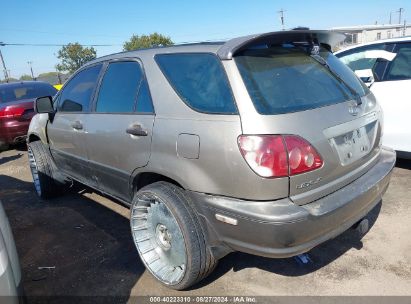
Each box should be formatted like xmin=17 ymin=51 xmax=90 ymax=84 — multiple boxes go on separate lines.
xmin=332 ymin=23 xmax=411 ymax=49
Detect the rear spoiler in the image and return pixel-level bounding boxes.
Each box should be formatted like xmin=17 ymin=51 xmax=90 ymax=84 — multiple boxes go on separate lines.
xmin=217 ymin=30 xmax=346 ymax=60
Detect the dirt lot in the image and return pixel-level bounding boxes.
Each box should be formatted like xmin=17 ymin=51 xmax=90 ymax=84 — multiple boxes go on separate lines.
xmin=0 ymin=147 xmax=410 ymax=301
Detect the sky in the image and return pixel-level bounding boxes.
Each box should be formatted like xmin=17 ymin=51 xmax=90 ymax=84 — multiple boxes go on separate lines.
xmin=1 ymin=0 xmax=411 ymax=79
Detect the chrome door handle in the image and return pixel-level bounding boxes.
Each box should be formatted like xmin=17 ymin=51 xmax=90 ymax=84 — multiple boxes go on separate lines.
xmin=71 ymin=121 xmax=83 ymax=130
xmin=126 ymin=124 xmax=148 ymax=136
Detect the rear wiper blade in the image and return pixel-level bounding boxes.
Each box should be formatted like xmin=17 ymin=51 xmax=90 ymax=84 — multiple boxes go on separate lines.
xmin=310 ymin=54 xmax=362 ymax=106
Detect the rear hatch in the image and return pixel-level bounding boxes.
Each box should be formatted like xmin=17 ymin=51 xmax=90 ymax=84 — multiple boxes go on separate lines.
xmin=231 ymin=38 xmax=382 ymax=204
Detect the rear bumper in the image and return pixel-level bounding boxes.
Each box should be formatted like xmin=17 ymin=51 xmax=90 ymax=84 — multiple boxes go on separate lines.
xmin=190 ymin=147 xmax=396 ymax=258
xmin=0 ymin=119 xmax=30 ymax=145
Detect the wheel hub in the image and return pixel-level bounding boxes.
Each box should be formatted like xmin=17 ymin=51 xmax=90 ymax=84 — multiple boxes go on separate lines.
xmin=156 ymin=224 xmax=172 ymax=250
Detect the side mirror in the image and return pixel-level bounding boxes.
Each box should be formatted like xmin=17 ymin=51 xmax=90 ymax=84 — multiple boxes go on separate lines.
xmin=35 ymin=96 xmax=54 ymax=113
xmin=355 ymin=69 xmax=375 ymax=87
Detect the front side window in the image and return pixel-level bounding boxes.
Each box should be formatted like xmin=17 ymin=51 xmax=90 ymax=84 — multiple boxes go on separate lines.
xmin=336 ymin=44 xmax=386 ymax=71
xmin=96 ymin=61 xmax=153 ymax=113
xmin=235 ymin=45 xmax=369 ymax=115
xmin=156 ymin=53 xmax=237 ymax=114
xmin=59 ymin=64 xmax=102 ymax=112
xmin=385 ymin=43 xmax=411 ymax=81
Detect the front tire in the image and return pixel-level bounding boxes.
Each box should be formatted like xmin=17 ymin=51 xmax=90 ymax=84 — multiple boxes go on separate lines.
xmin=130 ymin=182 xmax=217 ymax=290
xmin=28 ymin=141 xmax=63 ymax=199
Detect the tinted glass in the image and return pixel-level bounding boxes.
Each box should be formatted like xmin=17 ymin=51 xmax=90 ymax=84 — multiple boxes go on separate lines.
xmin=156 ymin=53 xmax=237 ymax=114
xmin=235 ymin=46 xmax=368 ymax=115
xmin=0 ymin=83 xmax=57 ymax=103
xmin=385 ymin=43 xmax=411 ymax=80
xmin=136 ymin=79 xmax=154 ymax=113
xmin=59 ymin=64 xmax=101 ymax=112
xmin=336 ymin=44 xmax=386 ymax=71
xmin=96 ymin=61 xmax=144 ymax=113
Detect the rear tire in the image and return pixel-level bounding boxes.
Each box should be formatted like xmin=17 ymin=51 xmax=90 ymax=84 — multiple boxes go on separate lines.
xmin=28 ymin=141 xmax=63 ymax=199
xmin=130 ymin=182 xmax=217 ymax=290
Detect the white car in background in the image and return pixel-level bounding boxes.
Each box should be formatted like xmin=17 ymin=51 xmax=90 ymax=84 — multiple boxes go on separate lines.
xmin=0 ymin=200 xmax=23 ymax=303
xmin=335 ymin=37 xmax=411 ymax=158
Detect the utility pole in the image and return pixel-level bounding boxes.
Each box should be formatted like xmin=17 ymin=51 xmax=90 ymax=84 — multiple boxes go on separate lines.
xmin=277 ymin=8 xmax=286 ymax=30
xmin=27 ymin=61 xmax=35 ymax=80
xmin=398 ymin=8 xmax=404 ymax=24
xmin=0 ymin=42 xmax=9 ymax=83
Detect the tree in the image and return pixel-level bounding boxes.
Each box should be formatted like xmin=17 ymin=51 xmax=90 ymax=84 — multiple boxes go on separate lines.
xmin=123 ymin=33 xmax=173 ymax=51
xmin=56 ymin=43 xmax=96 ymax=73
xmin=38 ymin=72 xmax=59 ymax=78
xmin=19 ymin=74 xmax=32 ymax=81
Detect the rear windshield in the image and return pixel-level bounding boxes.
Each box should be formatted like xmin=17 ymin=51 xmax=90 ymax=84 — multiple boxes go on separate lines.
xmin=235 ymin=45 xmax=369 ymax=115
xmin=156 ymin=53 xmax=237 ymax=114
xmin=0 ymin=83 xmax=57 ymax=103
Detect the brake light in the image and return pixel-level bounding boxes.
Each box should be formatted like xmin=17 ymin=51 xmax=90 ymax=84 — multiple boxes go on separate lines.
xmin=238 ymin=135 xmax=288 ymax=177
xmin=238 ymin=135 xmax=323 ymax=178
xmin=0 ymin=106 xmax=25 ymax=118
xmin=283 ymin=135 xmax=323 ymax=175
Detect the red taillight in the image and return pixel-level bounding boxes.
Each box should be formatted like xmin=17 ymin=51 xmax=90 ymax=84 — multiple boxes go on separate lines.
xmin=283 ymin=135 xmax=323 ymax=175
xmin=238 ymin=135 xmax=323 ymax=178
xmin=238 ymin=135 xmax=288 ymax=177
xmin=0 ymin=106 xmax=25 ymax=118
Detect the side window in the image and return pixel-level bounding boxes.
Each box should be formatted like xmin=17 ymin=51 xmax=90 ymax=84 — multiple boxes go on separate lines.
xmin=385 ymin=43 xmax=411 ymax=81
xmin=337 ymin=44 xmax=386 ymax=71
xmin=59 ymin=64 xmax=102 ymax=112
xmin=96 ymin=61 xmax=153 ymax=113
xmin=155 ymin=53 xmax=237 ymax=114
xmin=136 ymin=79 xmax=154 ymax=113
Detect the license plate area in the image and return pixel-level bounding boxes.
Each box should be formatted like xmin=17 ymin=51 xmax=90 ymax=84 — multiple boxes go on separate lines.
xmin=331 ymin=126 xmax=372 ymax=166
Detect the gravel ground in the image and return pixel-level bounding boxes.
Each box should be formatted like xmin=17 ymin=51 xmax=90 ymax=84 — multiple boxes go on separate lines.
xmin=0 ymin=147 xmax=410 ymax=301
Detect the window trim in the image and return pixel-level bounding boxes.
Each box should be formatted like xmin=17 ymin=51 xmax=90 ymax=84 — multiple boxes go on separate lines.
xmin=56 ymin=62 xmax=104 ymax=114
xmin=154 ymin=52 xmax=239 ymax=115
xmin=90 ymin=57 xmax=155 ymax=115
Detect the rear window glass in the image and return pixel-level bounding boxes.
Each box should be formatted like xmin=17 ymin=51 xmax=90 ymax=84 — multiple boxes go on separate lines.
xmin=156 ymin=53 xmax=237 ymax=114
xmin=235 ymin=46 xmax=369 ymax=115
xmin=0 ymin=83 xmax=57 ymax=103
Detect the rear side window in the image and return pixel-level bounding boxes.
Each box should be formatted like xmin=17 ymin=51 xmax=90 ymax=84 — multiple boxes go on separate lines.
xmin=156 ymin=53 xmax=237 ymax=114
xmin=59 ymin=64 xmax=102 ymax=112
xmin=235 ymin=46 xmax=368 ymax=115
xmin=0 ymin=83 xmax=57 ymax=103
xmin=96 ymin=61 xmax=154 ymax=113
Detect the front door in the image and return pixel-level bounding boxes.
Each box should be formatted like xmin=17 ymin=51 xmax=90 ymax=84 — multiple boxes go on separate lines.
xmin=47 ymin=64 xmax=103 ymax=184
xmin=84 ymin=60 xmax=155 ymax=201
xmin=371 ymin=42 xmax=411 ymax=153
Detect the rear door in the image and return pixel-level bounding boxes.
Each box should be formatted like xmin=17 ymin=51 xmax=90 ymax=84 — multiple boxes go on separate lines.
xmin=234 ymin=45 xmax=383 ymax=204
xmin=47 ymin=64 xmax=102 ymax=184
xmin=85 ymin=60 xmax=155 ymax=201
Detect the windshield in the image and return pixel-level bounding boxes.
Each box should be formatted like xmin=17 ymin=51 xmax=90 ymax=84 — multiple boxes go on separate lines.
xmin=235 ymin=45 xmax=369 ymax=115
xmin=0 ymin=83 xmax=57 ymax=103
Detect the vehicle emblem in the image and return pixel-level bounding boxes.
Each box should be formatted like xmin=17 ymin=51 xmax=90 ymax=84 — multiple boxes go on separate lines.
xmin=296 ymin=177 xmax=323 ymax=189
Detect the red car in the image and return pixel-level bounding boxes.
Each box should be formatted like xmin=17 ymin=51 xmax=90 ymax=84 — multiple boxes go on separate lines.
xmin=0 ymin=81 xmax=57 ymax=151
